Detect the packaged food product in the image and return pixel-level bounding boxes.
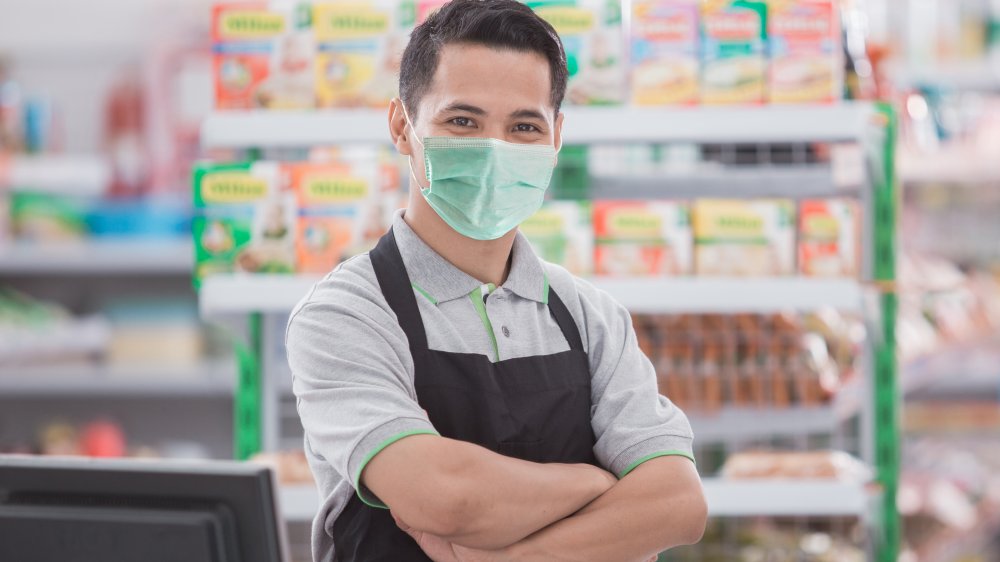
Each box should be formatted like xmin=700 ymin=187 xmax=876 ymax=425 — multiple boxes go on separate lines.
xmin=313 ymin=1 xmax=417 ymax=108
xmin=692 ymin=198 xmax=795 ymax=276
xmin=212 ymin=2 xmax=315 ymax=109
xmin=519 ymin=201 xmax=594 ymax=276
xmin=529 ymin=0 xmax=627 ymax=105
xmin=292 ymin=154 xmax=392 ymax=274
xmin=721 ymin=450 xmax=873 ymax=482
xmin=192 ymin=161 xmax=295 ymax=286
xmin=630 ymin=0 xmax=700 ymax=105
xmin=798 ymin=198 xmax=860 ymax=277
xmin=593 ymin=200 xmax=692 ymax=276
xmin=700 ymin=0 xmax=767 ymax=104
xmin=767 ymin=0 xmax=842 ymax=103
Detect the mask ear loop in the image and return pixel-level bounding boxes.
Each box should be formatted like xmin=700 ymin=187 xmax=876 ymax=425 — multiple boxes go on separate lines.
xmin=399 ymin=100 xmax=429 ymax=191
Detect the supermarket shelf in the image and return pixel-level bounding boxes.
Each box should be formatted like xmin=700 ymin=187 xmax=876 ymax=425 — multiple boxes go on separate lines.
xmin=200 ymin=275 xmax=864 ymax=315
xmin=702 ymin=478 xmax=871 ymax=517
xmin=0 ymin=360 xmax=236 ymax=397
xmin=888 ymin=59 xmax=1000 ymax=91
xmin=277 ymin=478 xmax=871 ymax=522
xmin=200 ymin=104 xmax=875 ymax=148
xmin=590 ymin=164 xmax=853 ymax=199
xmin=1 ymin=154 xmax=110 ymax=195
xmin=0 ymin=239 xmax=192 ymax=275
xmin=899 ymin=146 xmax=1000 ymax=184
xmin=590 ymin=277 xmax=863 ymax=314
xmin=689 ymin=406 xmax=839 ymax=442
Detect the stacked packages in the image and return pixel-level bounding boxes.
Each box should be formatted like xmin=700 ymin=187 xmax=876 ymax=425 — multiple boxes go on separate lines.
xmin=211 ymin=0 xmax=845 ymax=109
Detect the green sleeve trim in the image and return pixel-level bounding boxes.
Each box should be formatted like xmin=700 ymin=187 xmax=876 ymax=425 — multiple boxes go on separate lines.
xmin=411 ymin=282 xmax=438 ymax=305
xmin=353 ymin=429 xmax=439 ymax=509
xmin=618 ymin=450 xmax=696 ymax=479
xmin=542 ymin=270 xmax=550 ymax=305
xmin=470 ymin=285 xmax=500 ymax=362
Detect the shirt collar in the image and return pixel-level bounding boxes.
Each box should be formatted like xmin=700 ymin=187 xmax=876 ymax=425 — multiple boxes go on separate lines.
xmin=391 ymin=210 xmax=549 ymax=305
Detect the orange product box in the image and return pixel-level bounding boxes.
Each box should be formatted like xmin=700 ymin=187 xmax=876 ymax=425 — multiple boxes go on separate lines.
xmin=292 ymin=157 xmax=392 ymax=274
xmin=630 ymin=0 xmax=700 ymax=105
xmin=767 ymin=0 xmax=842 ymax=103
xmin=213 ymin=2 xmax=314 ymax=110
xmin=798 ymin=199 xmax=860 ymax=277
xmin=593 ymin=201 xmax=692 ymax=276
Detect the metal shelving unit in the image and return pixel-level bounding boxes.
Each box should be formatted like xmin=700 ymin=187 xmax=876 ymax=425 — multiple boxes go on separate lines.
xmin=0 ymin=239 xmax=192 ymax=275
xmin=0 ymin=360 xmax=235 ymax=397
xmin=197 ymin=102 xmax=900 ymax=561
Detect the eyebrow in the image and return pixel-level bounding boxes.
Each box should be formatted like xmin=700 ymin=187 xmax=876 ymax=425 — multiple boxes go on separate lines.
xmin=440 ymin=102 xmax=487 ymax=115
xmin=510 ymin=109 xmax=548 ymax=122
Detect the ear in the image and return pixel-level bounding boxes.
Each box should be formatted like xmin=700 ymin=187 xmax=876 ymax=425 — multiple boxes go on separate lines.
xmin=388 ymin=98 xmax=414 ymax=157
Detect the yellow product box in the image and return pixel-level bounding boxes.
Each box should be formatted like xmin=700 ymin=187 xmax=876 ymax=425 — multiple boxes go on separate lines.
xmin=700 ymin=0 xmax=767 ymax=104
xmin=520 ymin=201 xmax=594 ymax=276
xmin=768 ymin=0 xmax=842 ymax=103
xmin=292 ymin=151 xmax=397 ymax=274
xmin=593 ymin=200 xmax=692 ymax=276
xmin=630 ymin=0 xmax=700 ymax=105
xmin=313 ymin=1 xmax=417 ymax=108
xmin=212 ymin=2 xmax=315 ymax=110
xmin=192 ymin=161 xmax=296 ymax=286
xmin=798 ymin=199 xmax=859 ymax=277
xmin=692 ymin=199 xmax=795 ymax=276
xmin=528 ymin=0 xmax=627 ymax=105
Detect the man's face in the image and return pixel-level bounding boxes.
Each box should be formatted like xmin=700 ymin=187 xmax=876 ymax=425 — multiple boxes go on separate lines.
xmin=397 ymin=43 xmax=563 ymax=183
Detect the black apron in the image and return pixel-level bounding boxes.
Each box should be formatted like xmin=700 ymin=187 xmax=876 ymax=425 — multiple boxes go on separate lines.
xmin=331 ymin=228 xmax=598 ymax=562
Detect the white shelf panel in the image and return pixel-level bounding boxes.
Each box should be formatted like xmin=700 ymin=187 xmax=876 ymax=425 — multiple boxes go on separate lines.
xmin=200 ymin=275 xmax=863 ymax=315
xmin=590 ymin=277 xmax=864 ymax=314
xmin=199 ymin=274 xmax=321 ymax=315
xmin=2 ymin=155 xmax=110 ymax=195
xmin=690 ymin=407 xmax=838 ymax=442
xmin=0 ymin=360 xmax=235 ymax=397
xmin=888 ymin=60 xmax=1000 ymax=91
xmin=277 ymin=479 xmax=870 ymax=522
xmin=0 ymin=239 xmax=192 ymax=275
xmin=201 ymin=104 xmax=875 ymax=148
xmin=703 ymin=478 xmax=870 ymax=517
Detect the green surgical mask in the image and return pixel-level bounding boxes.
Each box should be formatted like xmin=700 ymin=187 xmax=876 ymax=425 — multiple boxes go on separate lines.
xmin=404 ymin=108 xmax=557 ymax=241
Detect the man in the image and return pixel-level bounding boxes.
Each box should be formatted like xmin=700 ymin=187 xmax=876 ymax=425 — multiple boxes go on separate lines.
xmin=286 ymin=1 xmax=707 ymax=560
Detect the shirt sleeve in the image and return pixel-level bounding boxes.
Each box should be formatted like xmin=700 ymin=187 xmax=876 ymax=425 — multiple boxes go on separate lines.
xmin=285 ymin=258 xmax=438 ymax=507
xmin=570 ymin=275 xmax=695 ymax=478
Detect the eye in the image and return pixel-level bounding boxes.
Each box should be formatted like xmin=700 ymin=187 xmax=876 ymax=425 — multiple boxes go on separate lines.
xmin=449 ymin=117 xmax=475 ymax=128
xmin=514 ymin=123 xmax=542 ymax=133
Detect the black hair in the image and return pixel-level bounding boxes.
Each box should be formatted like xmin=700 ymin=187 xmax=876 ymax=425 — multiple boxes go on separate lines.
xmin=399 ymin=0 xmax=568 ymax=119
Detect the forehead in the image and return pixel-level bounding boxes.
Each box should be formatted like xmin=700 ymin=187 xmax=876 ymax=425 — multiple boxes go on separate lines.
xmin=418 ymin=43 xmax=553 ymax=116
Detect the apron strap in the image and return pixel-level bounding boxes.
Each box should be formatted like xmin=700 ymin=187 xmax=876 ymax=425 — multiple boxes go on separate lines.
xmin=370 ymin=228 xmax=429 ymax=353
xmin=546 ymin=289 xmax=585 ymax=353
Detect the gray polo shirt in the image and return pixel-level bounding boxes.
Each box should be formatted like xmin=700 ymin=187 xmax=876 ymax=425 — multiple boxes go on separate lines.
xmin=286 ymin=210 xmax=694 ymax=562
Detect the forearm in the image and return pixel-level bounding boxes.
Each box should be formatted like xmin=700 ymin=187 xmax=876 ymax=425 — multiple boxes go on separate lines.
xmin=503 ymin=456 xmax=707 ymax=561
xmin=380 ymin=436 xmax=613 ymax=550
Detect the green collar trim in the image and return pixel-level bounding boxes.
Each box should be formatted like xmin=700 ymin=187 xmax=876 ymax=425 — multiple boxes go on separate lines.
xmin=411 ymin=282 xmax=438 ymax=305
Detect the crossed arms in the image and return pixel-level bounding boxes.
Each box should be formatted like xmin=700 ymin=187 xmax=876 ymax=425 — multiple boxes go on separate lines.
xmin=363 ymin=434 xmax=707 ymax=561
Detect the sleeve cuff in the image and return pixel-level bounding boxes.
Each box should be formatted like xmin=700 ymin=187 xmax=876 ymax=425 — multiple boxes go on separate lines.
xmin=348 ymin=417 xmax=439 ymax=509
xmin=608 ymin=435 xmax=695 ymax=478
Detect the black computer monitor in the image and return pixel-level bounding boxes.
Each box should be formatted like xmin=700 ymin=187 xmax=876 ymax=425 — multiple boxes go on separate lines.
xmin=0 ymin=455 xmax=289 ymax=562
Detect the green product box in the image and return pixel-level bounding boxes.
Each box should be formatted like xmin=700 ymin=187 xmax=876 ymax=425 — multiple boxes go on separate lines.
xmin=192 ymin=161 xmax=296 ymax=287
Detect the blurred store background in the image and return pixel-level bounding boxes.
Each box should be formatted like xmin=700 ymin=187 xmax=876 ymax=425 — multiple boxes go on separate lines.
xmin=1 ymin=0 xmax=999 ymax=560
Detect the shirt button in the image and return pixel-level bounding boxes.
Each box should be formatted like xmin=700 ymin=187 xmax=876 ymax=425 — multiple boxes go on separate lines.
xmin=502 ymin=326 xmax=511 ymax=338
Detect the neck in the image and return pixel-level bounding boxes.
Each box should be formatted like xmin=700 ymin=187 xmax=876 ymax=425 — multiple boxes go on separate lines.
xmin=403 ymin=191 xmax=515 ymax=287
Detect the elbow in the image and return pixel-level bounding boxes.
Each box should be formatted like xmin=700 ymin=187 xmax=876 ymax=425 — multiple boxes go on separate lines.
xmin=677 ymin=488 xmax=708 ymax=546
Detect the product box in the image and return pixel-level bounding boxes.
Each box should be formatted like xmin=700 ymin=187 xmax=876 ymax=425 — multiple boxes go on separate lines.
xmin=700 ymin=0 xmax=767 ymax=104
xmin=292 ymin=152 xmax=396 ymax=274
xmin=212 ymin=2 xmax=315 ymax=109
xmin=692 ymin=198 xmax=795 ymax=276
xmin=192 ymin=161 xmax=295 ymax=286
xmin=593 ymin=201 xmax=692 ymax=276
xmin=529 ymin=0 xmax=627 ymax=105
xmin=768 ymin=0 xmax=842 ymax=103
xmin=520 ymin=201 xmax=594 ymax=276
xmin=313 ymin=1 xmax=417 ymax=108
xmin=798 ymin=199 xmax=859 ymax=277
xmin=630 ymin=0 xmax=700 ymax=105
